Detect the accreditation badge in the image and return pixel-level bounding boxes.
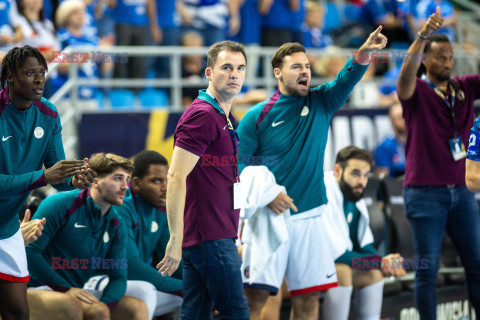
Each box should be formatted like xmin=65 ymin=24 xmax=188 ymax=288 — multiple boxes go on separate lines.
xmin=449 ymin=136 xmax=467 ymax=161
xmin=233 ymin=182 xmax=244 ymax=210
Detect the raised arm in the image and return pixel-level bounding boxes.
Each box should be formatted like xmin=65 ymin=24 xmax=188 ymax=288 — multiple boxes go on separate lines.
xmin=317 ymin=26 xmax=387 ymax=114
xmin=156 ymin=146 xmax=199 ymax=277
xmin=397 ymin=7 xmax=444 ymax=100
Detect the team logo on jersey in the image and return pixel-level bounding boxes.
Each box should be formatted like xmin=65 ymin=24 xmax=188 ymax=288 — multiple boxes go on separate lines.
xmin=34 ymin=127 xmax=44 ymax=139
xmin=300 ymin=106 xmax=309 ymax=116
xmin=151 ymin=221 xmax=158 ymax=233
xmin=103 ymin=231 xmax=109 ymax=243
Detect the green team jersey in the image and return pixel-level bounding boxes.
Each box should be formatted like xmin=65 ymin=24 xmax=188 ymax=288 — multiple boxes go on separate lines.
xmin=238 ymin=58 xmax=368 ymax=214
xmin=26 ymin=189 xmax=127 ymax=307
xmin=0 ymin=88 xmax=73 ymax=239
xmin=115 ymin=187 xmax=182 ymax=294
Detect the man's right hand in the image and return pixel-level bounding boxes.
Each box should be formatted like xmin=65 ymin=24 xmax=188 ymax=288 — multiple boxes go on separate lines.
xmin=267 ymin=192 xmax=298 ymax=215
xmin=44 ymin=160 xmax=87 ymax=185
xmin=419 ymin=6 xmax=444 ymax=38
xmin=65 ymin=287 xmax=100 ymax=304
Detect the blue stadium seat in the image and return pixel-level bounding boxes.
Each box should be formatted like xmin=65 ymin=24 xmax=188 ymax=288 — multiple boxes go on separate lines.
xmin=108 ymin=89 xmax=136 ymax=109
xmin=94 ymin=90 xmax=105 ymax=109
xmin=139 ymin=88 xmax=169 ymax=109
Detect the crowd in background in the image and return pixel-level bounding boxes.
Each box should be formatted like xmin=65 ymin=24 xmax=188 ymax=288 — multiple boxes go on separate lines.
xmin=0 ymin=0 xmax=474 ymax=108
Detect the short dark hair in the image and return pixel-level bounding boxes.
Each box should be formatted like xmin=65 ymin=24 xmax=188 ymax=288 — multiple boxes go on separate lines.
xmin=271 ymin=42 xmax=306 ymax=70
xmin=1 ymin=46 xmax=48 ymax=89
xmin=424 ymin=33 xmax=451 ymax=54
xmin=207 ymin=41 xmax=247 ymax=68
xmin=335 ymin=146 xmax=372 ymax=169
xmin=132 ymin=150 xmax=168 ymax=179
xmin=89 ymin=152 xmax=133 ymax=178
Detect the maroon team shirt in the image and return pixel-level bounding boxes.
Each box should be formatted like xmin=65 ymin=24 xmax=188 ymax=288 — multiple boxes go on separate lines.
xmin=399 ymin=75 xmax=480 ymax=186
xmin=174 ymin=90 xmax=240 ymax=247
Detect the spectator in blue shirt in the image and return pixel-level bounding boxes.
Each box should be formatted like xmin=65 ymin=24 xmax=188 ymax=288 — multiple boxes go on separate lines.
xmin=108 ymin=0 xmax=160 ymax=81
xmin=54 ymin=0 xmax=99 ymax=100
xmin=375 ymin=103 xmax=406 ymax=178
xmin=154 ymin=0 xmax=179 ymax=78
xmin=301 ymin=1 xmax=332 ymax=49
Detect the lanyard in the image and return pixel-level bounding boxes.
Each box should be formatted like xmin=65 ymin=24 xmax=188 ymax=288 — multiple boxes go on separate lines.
xmin=206 ymin=90 xmax=240 ymax=182
xmin=422 ymin=75 xmax=457 ymax=136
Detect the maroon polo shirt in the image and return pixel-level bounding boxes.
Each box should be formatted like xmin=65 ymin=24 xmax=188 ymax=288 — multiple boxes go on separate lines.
xmin=174 ymin=90 xmax=240 ymax=247
xmin=399 ymin=75 xmax=480 ymax=186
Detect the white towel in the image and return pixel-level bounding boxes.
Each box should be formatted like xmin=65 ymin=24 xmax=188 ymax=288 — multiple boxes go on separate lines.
xmin=239 ymin=166 xmax=291 ymax=284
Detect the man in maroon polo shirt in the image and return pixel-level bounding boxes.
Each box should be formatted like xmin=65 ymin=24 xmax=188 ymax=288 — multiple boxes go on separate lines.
xmin=397 ymin=7 xmax=480 ymax=319
xmin=157 ymin=40 xmax=249 ymax=319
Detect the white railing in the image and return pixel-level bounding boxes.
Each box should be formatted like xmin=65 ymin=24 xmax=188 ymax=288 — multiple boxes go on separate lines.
xmin=47 ymin=44 xmax=480 ymax=158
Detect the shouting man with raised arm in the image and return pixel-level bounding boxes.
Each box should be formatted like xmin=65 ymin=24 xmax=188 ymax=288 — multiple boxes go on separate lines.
xmin=236 ymin=28 xmax=387 ymax=319
xmin=157 ymin=41 xmax=250 ymax=319
xmin=397 ymin=7 xmax=480 ymax=319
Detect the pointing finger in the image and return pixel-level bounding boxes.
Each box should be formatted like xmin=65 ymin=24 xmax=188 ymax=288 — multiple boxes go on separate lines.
xmin=22 ymin=209 xmax=31 ymax=223
xmin=372 ymin=25 xmax=383 ymax=36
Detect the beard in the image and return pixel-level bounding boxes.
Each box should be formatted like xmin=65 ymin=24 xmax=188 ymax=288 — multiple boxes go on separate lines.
xmin=339 ymin=173 xmax=365 ymax=203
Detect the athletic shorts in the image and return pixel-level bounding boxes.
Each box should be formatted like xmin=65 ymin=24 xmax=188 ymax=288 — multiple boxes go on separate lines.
xmin=85 ymin=275 xmax=182 ymax=319
xmin=0 ymin=227 xmax=29 ymax=282
xmin=242 ymin=205 xmax=338 ymax=296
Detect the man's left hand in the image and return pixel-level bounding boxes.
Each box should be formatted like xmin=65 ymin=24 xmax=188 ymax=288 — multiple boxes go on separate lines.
xmin=355 ymin=26 xmax=388 ymax=64
xmin=20 ymin=209 xmax=46 ymax=247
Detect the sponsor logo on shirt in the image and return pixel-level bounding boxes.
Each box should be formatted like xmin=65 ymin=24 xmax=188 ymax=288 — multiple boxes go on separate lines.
xmin=74 ymin=222 xmax=87 ymax=228
xmin=103 ymin=231 xmax=109 ymax=243
xmin=2 ymin=135 xmax=12 ymax=141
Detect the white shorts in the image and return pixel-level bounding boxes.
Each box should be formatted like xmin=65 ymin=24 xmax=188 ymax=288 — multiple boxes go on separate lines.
xmin=242 ymin=206 xmax=338 ymax=296
xmin=84 ymin=275 xmax=182 ymax=319
xmin=0 ymin=227 xmax=29 ymax=283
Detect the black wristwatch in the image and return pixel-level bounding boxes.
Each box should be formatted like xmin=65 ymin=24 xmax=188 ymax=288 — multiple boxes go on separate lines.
xmin=417 ymin=32 xmax=428 ymax=41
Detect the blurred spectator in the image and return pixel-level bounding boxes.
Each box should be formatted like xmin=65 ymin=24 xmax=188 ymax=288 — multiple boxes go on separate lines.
xmin=154 ymin=0 xmax=180 ymax=78
xmin=0 ymin=0 xmax=24 ymax=50
xmin=178 ymin=0 xmax=239 ymax=46
xmin=229 ymin=0 xmax=262 ymax=80
xmin=57 ymin=0 xmax=100 ymax=40
xmin=17 ymin=0 xmax=60 ymax=62
xmin=301 ymin=1 xmax=332 ymax=49
xmin=374 ymin=102 xmax=406 ymax=178
xmin=414 ymin=0 xmax=456 ymax=42
xmin=360 ymin=0 xmax=412 ymax=46
xmin=109 ymin=0 xmax=161 ymax=81
xmin=259 ymin=0 xmax=305 ymax=46
xmin=180 ymin=30 xmax=205 ymax=107
xmin=230 ymin=0 xmax=261 ymax=46
xmin=55 ymin=0 xmax=98 ymax=99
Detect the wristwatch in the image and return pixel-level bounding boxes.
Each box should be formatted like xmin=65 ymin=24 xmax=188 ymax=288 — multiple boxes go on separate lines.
xmin=417 ymin=32 xmax=428 ymax=41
